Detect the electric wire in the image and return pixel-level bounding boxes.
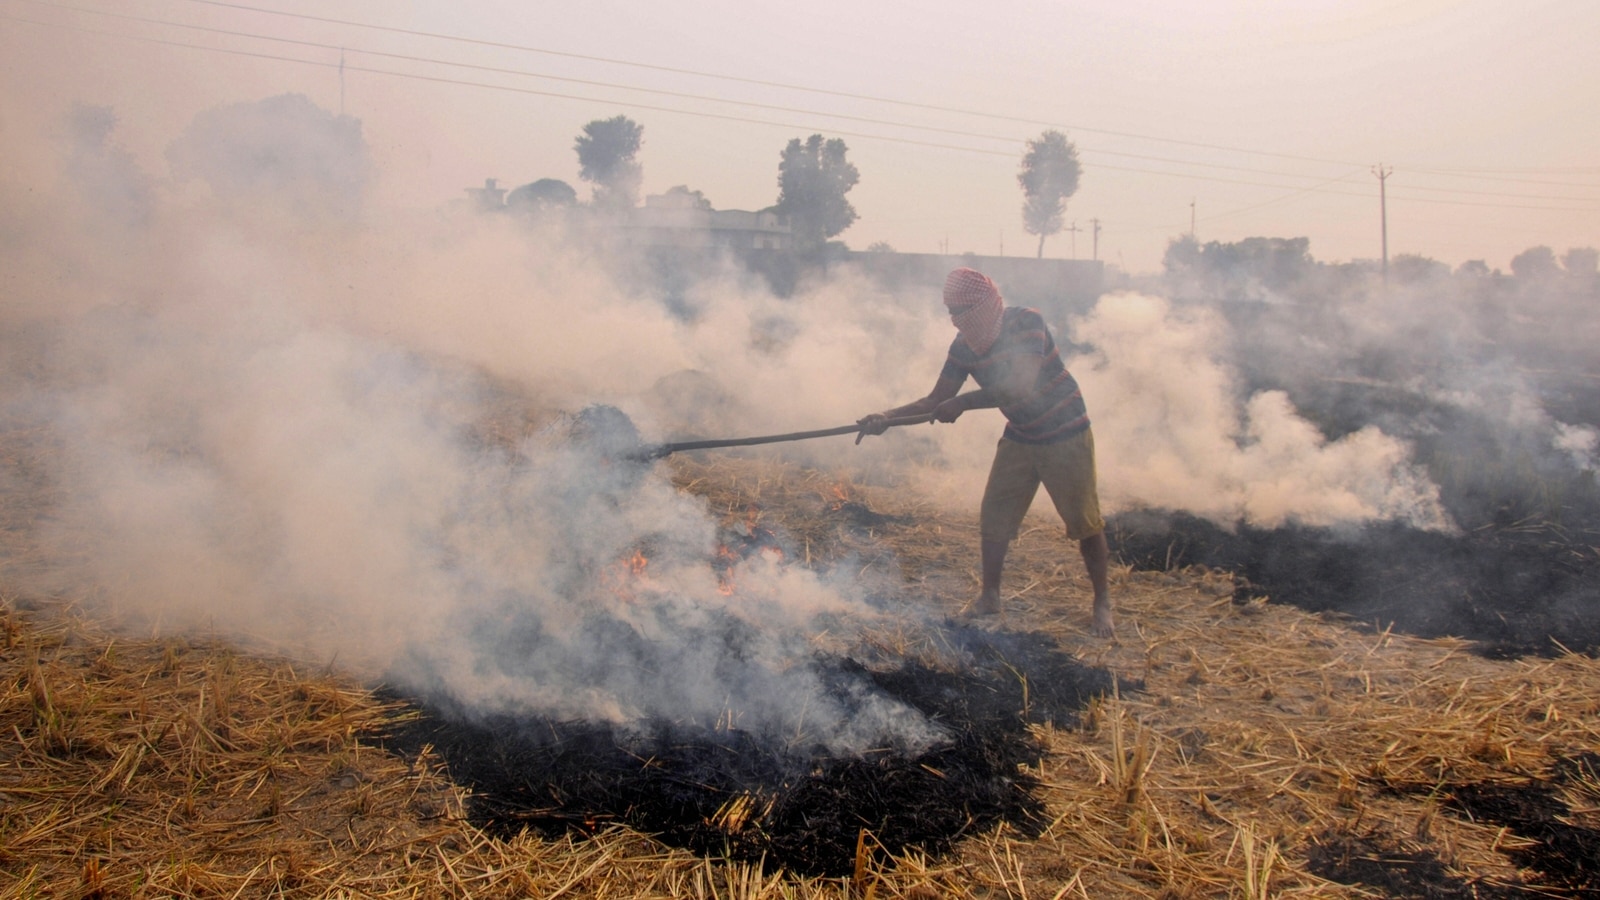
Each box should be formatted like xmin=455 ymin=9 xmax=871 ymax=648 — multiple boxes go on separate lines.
xmin=7 ymin=2 xmax=1597 ymax=215
xmin=134 ymin=0 xmax=1600 ymax=185
xmin=15 ymin=0 xmax=1417 ymax=188
xmin=7 ymin=0 xmax=1597 ymax=275
xmin=161 ymin=0 xmax=1381 ymax=170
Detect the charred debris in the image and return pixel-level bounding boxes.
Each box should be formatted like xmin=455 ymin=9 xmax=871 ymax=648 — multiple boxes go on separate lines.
xmin=1108 ymin=508 xmax=1600 ymax=658
xmin=383 ymin=624 xmax=1124 ymax=878
xmin=1113 ymin=347 xmax=1600 ymax=656
xmin=385 ymin=416 xmax=1130 ymax=876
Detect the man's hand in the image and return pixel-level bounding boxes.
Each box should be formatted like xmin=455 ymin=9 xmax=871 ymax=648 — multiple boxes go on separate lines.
xmin=855 ymin=412 xmax=890 ymax=444
xmin=933 ymin=397 xmax=966 ymax=423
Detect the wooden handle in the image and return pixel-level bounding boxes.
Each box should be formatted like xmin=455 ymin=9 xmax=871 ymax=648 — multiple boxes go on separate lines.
xmin=635 ymin=414 xmax=935 ymax=460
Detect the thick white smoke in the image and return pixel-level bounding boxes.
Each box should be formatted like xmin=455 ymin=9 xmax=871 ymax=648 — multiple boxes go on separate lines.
xmin=1069 ymin=293 xmax=1452 ymax=530
xmin=1555 ymin=423 xmax=1598 ymax=473
xmin=8 ymin=217 xmax=943 ymax=751
xmin=3 ymin=97 xmax=952 ymax=755
xmin=2 ymin=93 xmax=1467 ymax=754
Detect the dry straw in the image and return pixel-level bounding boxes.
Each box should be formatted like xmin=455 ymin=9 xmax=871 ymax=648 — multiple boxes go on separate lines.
xmin=2 ymin=450 xmax=1597 ymax=897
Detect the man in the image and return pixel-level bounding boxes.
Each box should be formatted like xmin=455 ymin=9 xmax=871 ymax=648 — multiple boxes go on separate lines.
xmin=857 ymin=267 xmax=1113 ymax=637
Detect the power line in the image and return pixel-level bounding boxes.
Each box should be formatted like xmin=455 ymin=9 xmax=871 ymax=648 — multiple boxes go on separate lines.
xmin=15 ymin=0 xmax=1462 ymax=196
xmin=1198 ymin=169 xmax=1370 ymax=224
xmin=160 ymin=0 xmax=1381 ymax=170
xmin=157 ymin=0 xmax=1600 ymax=188
xmin=1404 ymin=167 xmax=1600 ymax=190
xmin=14 ymin=0 xmax=1405 ymax=188
xmin=7 ymin=3 xmax=1598 ymax=214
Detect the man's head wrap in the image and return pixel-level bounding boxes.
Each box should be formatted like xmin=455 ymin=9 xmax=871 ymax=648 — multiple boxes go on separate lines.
xmin=943 ymin=267 xmax=1004 ymax=355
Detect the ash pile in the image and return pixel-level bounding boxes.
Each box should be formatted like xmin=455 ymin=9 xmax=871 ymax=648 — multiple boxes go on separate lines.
xmin=1110 ymin=507 xmax=1600 ymax=658
xmin=378 ymin=405 xmax=1126 ymax=876
xmin=386 ymin=625 xmax=1121 ymax=877
xmin=1105 ymin=366 xmax=1600 ymax=657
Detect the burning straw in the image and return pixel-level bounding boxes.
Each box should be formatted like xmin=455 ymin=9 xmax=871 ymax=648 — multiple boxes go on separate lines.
xmin=3 ymin=451 xmax=1600 ymax=897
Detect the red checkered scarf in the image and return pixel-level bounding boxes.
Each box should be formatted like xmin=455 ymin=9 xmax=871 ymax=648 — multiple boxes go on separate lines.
xmin=943 ymin=268 xmax=1004 ymax=355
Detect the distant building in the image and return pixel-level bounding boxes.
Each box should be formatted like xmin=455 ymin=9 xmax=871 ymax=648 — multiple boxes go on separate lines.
xmin=452 ymin=181 xmax=1098 ymax=307
xmin=620 ymin=191 xmax=792 ymax=251
xmin=464 ymin=178 xmax=506 ymax=211
xmin=844 ymin=251 xmax=1105 ymax=321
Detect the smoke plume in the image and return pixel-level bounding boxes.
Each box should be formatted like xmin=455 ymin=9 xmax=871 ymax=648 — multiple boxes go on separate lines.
xmin=13 ymin=91 xmax=1572 ymax=752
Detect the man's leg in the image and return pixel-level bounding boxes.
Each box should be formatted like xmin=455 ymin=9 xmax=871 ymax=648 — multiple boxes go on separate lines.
xmin=975 ymin=440 xmax=1035 ymax=617
xmin=975 ymin=538 xmax=1009 ymax=615
xmin=1079 ymin=532 xmax=1114 ymax=637
xmin=1036 ymin=428 xmax=1114 ymax=638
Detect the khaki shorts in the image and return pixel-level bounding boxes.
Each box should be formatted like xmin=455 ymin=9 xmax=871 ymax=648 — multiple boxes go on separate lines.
xmin=979 ymin=428 xmax=1104 ymax=542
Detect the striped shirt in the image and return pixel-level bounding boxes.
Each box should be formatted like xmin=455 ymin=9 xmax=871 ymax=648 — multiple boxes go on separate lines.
xmin=939 ymin=307 xmax=1090 ymax=445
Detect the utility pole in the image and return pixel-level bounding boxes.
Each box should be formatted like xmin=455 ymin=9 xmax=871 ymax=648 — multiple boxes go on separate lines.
xmin=339 ymin=48 xmax=346 ymax=116
xmin=1091 ymin=218 xmax=1101 ymax=262
xmin=1066 ymin=220 xmax=1081 ymax=259
xmin=1189 ymin=199 xmax=1196 ymax=239
xmin=1372 ymin=164 xmax=1392 ymax=285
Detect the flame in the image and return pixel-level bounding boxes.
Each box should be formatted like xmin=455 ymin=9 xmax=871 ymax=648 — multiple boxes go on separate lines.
xmin=597 ymin=501 xmax=794 ymax=603
xmin=714 ymin=543 xmax=787 ymax=597
xmin=713 ymin=543 xmax=740 ymax=595
xmin=600 ymin=547 xmax=653 ymax=602
xmin=825 ymin=479 xmax=854 ymax=511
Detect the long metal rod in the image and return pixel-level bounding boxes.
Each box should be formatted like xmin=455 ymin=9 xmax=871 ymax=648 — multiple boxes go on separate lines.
xmin=635 ymin=414 xmax=936 ymax=460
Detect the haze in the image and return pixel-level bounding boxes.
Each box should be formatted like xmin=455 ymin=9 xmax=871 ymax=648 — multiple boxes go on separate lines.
xmin=0 ymin=0 xmax=1593 ymax=747
xmin=4 ymin=0 xmax=1595 ymax=272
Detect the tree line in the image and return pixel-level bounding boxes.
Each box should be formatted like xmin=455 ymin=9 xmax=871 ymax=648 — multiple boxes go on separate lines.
xmin=493 ymin=114 xmax=1085 ymax=258
xmin=1161 ymin=233 xmax=1600 ymax=298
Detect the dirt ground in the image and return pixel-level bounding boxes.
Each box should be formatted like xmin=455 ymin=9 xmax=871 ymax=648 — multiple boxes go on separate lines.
xmin=1108 ymin=508 xmax=1600 ymax=659
xmin=3 ymin=453 xmax=1600 ymax=898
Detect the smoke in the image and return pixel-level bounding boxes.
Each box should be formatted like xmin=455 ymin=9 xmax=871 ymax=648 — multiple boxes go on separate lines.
xmin=1163 ymin=244 xmax=1600 ymax=529
xmin=165 ymin=93 xmax=369 ymax=221
xmin=1554 ymin=423 xmax=1598 ymax=473
xmin=3 ymin=95 xmax=948 ymax=755
xmin=1068 ymin=292 xmax=1451 ymax=530
xmin=12 ymin=90 xmax=1557 ymax=755
xmin=62 ymin=104 xmax=153 ymax=230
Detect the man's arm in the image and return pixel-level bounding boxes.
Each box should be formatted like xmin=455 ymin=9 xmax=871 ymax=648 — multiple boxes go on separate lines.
xmin=927 ymin=351 xmax=1045 ymax=421
xmin=856 ymin=376 xmax=962 ymax=439
xmin=857 ymin=339 xmax=1047 ymax=438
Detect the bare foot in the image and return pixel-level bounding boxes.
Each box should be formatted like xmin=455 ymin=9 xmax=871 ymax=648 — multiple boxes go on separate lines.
xmin=968 ymin=589 xmax=1001 ymax=617
xmin=1091 ymin=599 xmax=1115 ymax=638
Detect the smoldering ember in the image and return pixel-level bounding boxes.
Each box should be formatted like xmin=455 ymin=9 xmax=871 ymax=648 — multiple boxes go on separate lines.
xmin=3 ymin=101 xmax=1599 ymax=896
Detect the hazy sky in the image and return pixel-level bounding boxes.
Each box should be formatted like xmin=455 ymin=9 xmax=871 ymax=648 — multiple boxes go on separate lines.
xmin=4 ymin=0 xmax=1596 ymax=272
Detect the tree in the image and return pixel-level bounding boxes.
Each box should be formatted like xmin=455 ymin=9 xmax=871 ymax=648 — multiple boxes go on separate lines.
xmin=167 ymin=93 xmax=369 ymax=218
xmin=65 ymin=103 xmax=151 ymax=227
xmin=1162 ymin=234 xmax=1202 ymax=275
xmin=574 ymin=115 xmax=643 ymax=209
xmin=1562 ymin=246 xmax=1598 ymax=278
xmin=661 ymin=185 xmax=711 ymax=209
xmin=1017 ymin=130 xmax=1081 ymax=258
xmin=1510 ymin=245 xmax=1559 ymax=280
xmin=506 ymin=178 xmax=577 ymax=216
xmin=1162 ymin=235 xmax=1314 ymax=298
xmin=1392 ymin=253 xmax=1449 ymax=285
xmin=775 ymin=134 xmax=859 ymax=253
